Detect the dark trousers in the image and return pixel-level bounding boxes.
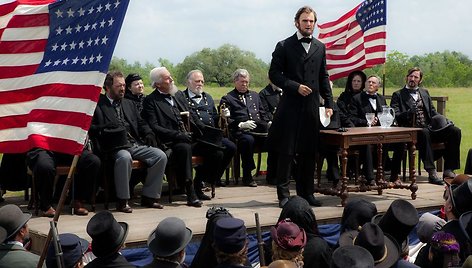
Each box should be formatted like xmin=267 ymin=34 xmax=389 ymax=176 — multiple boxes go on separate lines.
xmin=417 ymin=126 xmax=461 ymax=171
xmin=193 ymin=143 xmax=224 ymax=186
xmin=237 ymin=133 xmax=256 ymax=178
xmin=168 ymin=142 xmax=193 ymax=187
xmin=276 ymin=153 xmax=315 ymax=200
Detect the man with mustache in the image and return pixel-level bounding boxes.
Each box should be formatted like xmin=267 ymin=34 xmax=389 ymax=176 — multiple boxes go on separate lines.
xmin=142 ymin=67 xmax=203 ymax=207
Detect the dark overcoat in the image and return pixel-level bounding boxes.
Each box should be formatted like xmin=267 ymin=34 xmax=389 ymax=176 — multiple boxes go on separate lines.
xmin=348 ymin=92 xmax=387 ymax=127
xmin=390 ymin=87 xmax=439 ymax=127
xmin=267 ymin=33 xmax=333 ymax=155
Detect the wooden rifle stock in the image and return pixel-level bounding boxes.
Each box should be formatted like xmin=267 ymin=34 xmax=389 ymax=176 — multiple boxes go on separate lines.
xmin=255 ymin=212 xmax=266 ymax=266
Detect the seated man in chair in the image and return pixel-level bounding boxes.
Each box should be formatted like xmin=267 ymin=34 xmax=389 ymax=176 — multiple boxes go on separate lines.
xmin=391 ymin=67 xmax=461 ymax=185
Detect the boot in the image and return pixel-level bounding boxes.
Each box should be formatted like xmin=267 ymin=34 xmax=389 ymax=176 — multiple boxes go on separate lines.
xmin=116 ymin=199 xmax=133 ymax=213
xmin=141 ymin=196 xmax=164 ymax=209
xmin=185 ymin=181 xmax=202 ymax=207
xmin=194 ymin=178 xmax=211 ymax=200
xmin=72 ymin=200 xmax=89 ymax=216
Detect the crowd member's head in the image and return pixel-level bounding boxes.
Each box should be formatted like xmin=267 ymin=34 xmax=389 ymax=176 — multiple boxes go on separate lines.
xmin=147 ymin=217 xmax=192 ymax=265
xmin=340 ymin=198 xmax=377 ymax=234
xmin=46 ymin=233 xmax=89 ymax=268
xmin=104 ymin=71 xmax=126 ymax=101
xmin=149 ymin=66 xmax=178 ymax=95
xmin=330 ymin=245 xmax=374 ymax=268
xmin=186 ymin=69 xmax=205 ymax=95
xmin=213 ymin=217 xmax=248 ymax=266
xmin=278 ymin=196 xmax=320 ymax=236
xmin=365 ymin=75 xmax=381 ymax=95
xmin=372 ymin=199 xmax=418 ymax=258
xmin=294 ymin=6 xmax=316 ymax=37
xmin=86 ymin=211 xmax=128 ymax=258
xmin=233 ymin=69 xmax=250 ymax=94
xmin=267 ymin=259 xmax=297 ymax=268
xmin=405 ymin=67 xmax=423 ymax=89
xmin=0 ymin=204 xmax=32 ymax=244
xmin=445 ymin=179 xmax=472 ymax=220
xmin=442 ymin=174 xmax=470 ymax=206
xmin=416 ymin=212 xmax=446 ymax=243
xmin=428 ymin=231 xmax=461 ymax=267
xmin=344 ymin=70 xmax=367 ymax=94
xmin=338 ymin=222 xmax=400 ymax=268
xmin=271 ymin=219 xmax=306 ymax=266
xmin=125 ymin=73 xmax=144 ymax=96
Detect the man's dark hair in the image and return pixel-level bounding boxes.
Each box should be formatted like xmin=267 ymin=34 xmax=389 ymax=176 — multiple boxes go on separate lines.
xmin=407 ymin=67 xmax=423 ymax=80
xmin=294 ymin=6 xmax=317 ymax=23
xmin=103 ymin=71 xmax=124 ymax=90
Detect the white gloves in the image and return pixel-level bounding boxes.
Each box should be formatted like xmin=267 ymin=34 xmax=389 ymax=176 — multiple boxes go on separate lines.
xmin=222 ymin=107 xmax=231 ymax=118
xmin=238 ymin=120 xmax=257 ymax=130
xmin=268 ymin=121 xmax=272 ymax=129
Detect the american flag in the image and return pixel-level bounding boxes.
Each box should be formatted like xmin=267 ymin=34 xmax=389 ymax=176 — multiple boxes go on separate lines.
xmin=0 ymin=0 xmax=129 ymax=155
xmin=318 ymin=0 xmax=386 ymax=80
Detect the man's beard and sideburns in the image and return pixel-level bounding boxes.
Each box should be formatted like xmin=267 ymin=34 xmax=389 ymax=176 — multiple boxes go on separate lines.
xmin=190 ymin=86 xmax=203 ymax=96
xmin=169 ymin=82 xmax=179 ymax=96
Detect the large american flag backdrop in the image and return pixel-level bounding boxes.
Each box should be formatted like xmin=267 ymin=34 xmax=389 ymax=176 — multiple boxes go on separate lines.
xmin=0 ymin=0 xmax=129 ymax=155
xmin=318 ymin=0 xmax=386 ymax=80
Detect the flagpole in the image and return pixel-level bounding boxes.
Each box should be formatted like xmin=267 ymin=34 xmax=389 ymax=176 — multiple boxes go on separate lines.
xmin=37 ymin=154 xmax=80 ymax=268
xmin=382 ymin=63 xmax=386 ymax=96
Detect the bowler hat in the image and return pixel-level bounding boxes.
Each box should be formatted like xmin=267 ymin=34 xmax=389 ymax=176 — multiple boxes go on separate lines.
xmin=0 ymin=204 xmax=32 ymax=241
xmin=372 ymin=199 xmax=418 ymax=251
xmin=197 ymin=125 xmax=225 ymax=149
xmin=450 ymin=179 xmax=472 ymax=217
xmin=147 ymin=217 xmax=192 ymax=257
xmin=271 ymin=219 xmax=306 ymax=251
xmin=340 ymin=198 xmax=377 ymax=234
xmin=125 ymin=73 xmax=142 ymax=88
xmin=46 ymin=233 xmax=89 ymax=268
xmin=338 ymin=222 xmax=400 ymax=268
xmin=428 ymin=114 xmax=453 ymax=132
xmin=213 ymin=217 xmax=247 ymax=254
xmin=86 ymin=211 xmax=128 ymax=257
xmin=330 ymin=245 xmax=375 ymax=268
xmin=0 ymin=226 xmax=6 ymax=244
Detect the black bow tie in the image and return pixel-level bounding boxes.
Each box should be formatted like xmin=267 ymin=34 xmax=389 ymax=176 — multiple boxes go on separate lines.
xmin=112 ymin=100 xmax=121 ymax=107
xmin=191 ymin=94 xmax=202 ymax=99
xmin=300 ymin=37 xmax=312 ymax=43
xmin=161 ymin=93 xmax=172 ymax=99
xmin=367 ymin=94 xmax=377 ymax=100
xmin=408 ymin=88 xmax=418 ymax=94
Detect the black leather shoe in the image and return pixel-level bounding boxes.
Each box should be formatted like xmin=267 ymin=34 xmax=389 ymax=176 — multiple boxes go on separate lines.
xmin=196 ymin=190 xmax=211 ymax=200
xmin=141 ymin=196 xmax=164 ymax=209
xmin=279 ymin=198 xmax=289 ymax=208
xmin=187 ymin=198 xmax=203 ymax=207
xmin=243 ymin=180 xmax=258 ymax=187
xmin=304 ymin=195 xmax=322 ymax=207
xmin=428 ymin=173 xmax=444 ymax=185
xmin=116 ymin=199 xmax=133 ymax=213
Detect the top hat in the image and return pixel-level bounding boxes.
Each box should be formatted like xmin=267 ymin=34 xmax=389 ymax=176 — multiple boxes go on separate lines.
xmin=459 ymin=211 xmax=472 ymax=244
xmin=147 ymin=217 xmax=192 ymax=257
xmin=372 ymin=199 xmax=418 ymax=250
xmin=416 ymin=212 xmax=446 ymax=243
xmin=213 ymin=218 xmax=247 ymax=254
xmin=248 ymin=120 xmax=269 ymax=136
xmin=0 ymin=226 xmax=6 ymax=244
xmin=99 ymin=125 xmax=130 ymax=153
xmin=86 ymin=211 xmax=128 ymax=257
xmin=125 ymin=73 xmax=142 ymax=88
xmin=340 ymin=199 xmax=377 ymax=234
xmin=450 ymin=179 xmax=472 ymax=217
xmin=46 ymin=233 xmax=89 ymax=268
xmin=338 ymin=222 xmax=400 ymax=268
xmin=330 ymin=245 xmax=375 ymax=268
xmin=197 ymin=125 xmax=225 ymax=149
xmin=0 ymin=204 xmax=32 ymax=241
xmin=428 ymin=114 xmax=453 ymax=132
xmin=270 ymin=219 xmax=307 ymax=251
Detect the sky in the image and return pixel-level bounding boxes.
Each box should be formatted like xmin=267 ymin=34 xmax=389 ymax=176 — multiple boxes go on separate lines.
xmin=112 ymin=0 xmax=472 ymax=66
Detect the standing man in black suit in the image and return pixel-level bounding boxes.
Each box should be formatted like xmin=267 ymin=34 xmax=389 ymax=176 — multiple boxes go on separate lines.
xmin=268 ymin=6 xmax=333 ymax=208
xmin=90 ymin=71 xmax=168 ymax=213
xmin=390 ymin=67 xmax=461 ymax=185
xmin=142 ymin=67 xmax=203 ymax=206
xmin=183 ymin=70 xmax=237 ymax=188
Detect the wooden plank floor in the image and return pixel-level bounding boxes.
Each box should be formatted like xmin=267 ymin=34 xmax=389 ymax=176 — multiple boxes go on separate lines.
xmin=2 ymin=173 xmax=446 ymax=254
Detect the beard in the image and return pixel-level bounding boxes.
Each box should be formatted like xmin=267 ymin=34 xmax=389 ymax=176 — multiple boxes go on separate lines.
xmin=190 ymin=86 xmax=203 ymax=95
xmin=169 ymin=82 xmax=179 ymax=96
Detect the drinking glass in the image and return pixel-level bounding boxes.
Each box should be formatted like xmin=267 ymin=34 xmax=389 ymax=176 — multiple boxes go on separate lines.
xmin=365 ymin=113 xmax=375 ymax=127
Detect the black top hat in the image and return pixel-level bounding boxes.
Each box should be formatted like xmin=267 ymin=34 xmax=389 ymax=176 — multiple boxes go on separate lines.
xmin=147 ymin=217 xmax=192 ymax=257
xmin=340 ymin=199 xmax=378 ymax=234
xmin=86 ymin=211 xmax=128 ymax=257
xmin=248 ymin=120 xmax=269 ymax=136
xmin=46 ymin=233 xmax=89 ymax=268
xmin=338 ymin=222 xmax=400 ymax=268
xmin=0 ymin=204 xmax=32 ymax=241
xmin=428 ymin=114 xmax=453 ymax=132
xmin=197 ymin=125 xmax=225 ymax=149
xmin=99 ymin=125 xmax=130 ymax=153
xmin=450 ymin=179 xmax=472 ymax=218
xmin=330 ymin=245 xmax=375 ymax=268
xmin=0 ymin=226 xmax=6 ymax=244
xmin=213 ymin=218 xmax=247 ymax=254
xmin=460 ymin=211 xmax=472 ymax=244
xmin=372 ymin=199 xmax=418 ymax=250
xmin=441 ymin=219 xmax=470 ymax=262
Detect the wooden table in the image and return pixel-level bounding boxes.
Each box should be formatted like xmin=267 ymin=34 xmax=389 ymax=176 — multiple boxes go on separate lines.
xmin=318 ymin=127 xmax=421 ymax=206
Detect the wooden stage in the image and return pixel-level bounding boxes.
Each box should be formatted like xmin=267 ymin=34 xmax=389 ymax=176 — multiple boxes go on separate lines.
xmin=2 ymin=173 xmax=446 ymax=254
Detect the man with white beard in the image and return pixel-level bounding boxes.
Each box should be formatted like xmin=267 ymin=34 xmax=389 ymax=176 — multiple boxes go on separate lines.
xmin=142 ymin=67 xmax=203 ymax=207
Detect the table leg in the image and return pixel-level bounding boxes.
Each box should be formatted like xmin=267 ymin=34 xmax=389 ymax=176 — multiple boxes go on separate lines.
xmin=376 ymin=143 xmax=384 ymax=195
xmin=340 ymin=148 xmax=349 ymax=206
xmin=409 ymin=142 xmax=418 ymax=200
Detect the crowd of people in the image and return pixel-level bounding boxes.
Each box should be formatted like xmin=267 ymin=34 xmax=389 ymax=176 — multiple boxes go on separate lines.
xmin=0 ymin=4 xmax=470 ymax=268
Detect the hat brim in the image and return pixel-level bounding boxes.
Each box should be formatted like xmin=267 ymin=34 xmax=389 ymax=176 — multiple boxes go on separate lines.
xmin=147 ymin=226 xmax=192 ymax=257
xmin=247 ymin=131 xmax=268 ymax=137
xmin=92 ymin=222 xmax=128 ymax=257
xmin=0 ymin=227 xmax=6 ymax=244
xmin=5 ymin=211 xmax=31 ymax=241
xmin=196 ymin=139 xmax=226 ymax=150
xmin=338 ymin=230 xmax=400 ymax=268
xmin=428 ymin=122 xmax=453 ymax=132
